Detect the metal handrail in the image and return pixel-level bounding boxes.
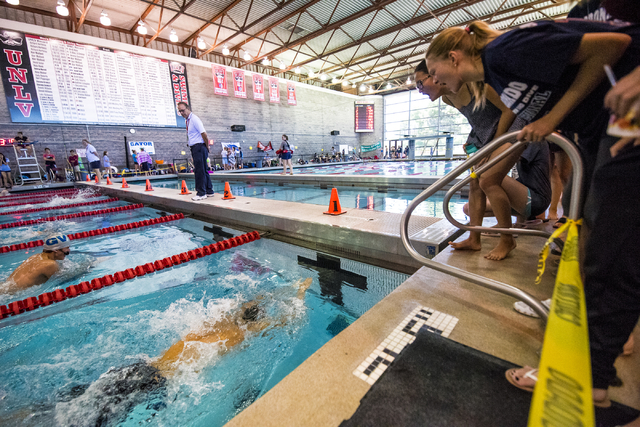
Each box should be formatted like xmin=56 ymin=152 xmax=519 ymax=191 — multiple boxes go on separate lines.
xmin=400 ymin=131 xmax=584 ymax=321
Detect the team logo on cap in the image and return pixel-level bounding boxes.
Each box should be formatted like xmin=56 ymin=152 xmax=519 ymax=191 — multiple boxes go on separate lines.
xmin=45 ymin=235 xmax=68 ymax=246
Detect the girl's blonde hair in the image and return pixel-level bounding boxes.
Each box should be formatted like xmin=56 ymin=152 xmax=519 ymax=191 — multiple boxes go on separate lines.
xmin=426 ymin=21 xmax=502 ymax=110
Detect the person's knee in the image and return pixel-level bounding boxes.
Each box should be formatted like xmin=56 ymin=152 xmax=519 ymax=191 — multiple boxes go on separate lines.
xmin=463 ymin=203 xmax=470 ymax=216
xmin=478 ymin=176 xmax=501 ymax=193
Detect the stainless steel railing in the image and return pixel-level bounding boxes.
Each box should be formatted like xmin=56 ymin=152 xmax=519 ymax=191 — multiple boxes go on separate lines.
xmin=400 ymin=131 xmax=584 ymax=321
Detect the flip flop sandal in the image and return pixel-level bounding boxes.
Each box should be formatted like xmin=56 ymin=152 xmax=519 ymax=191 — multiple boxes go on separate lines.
xmin=505 ymin=367 xmax=538 ymax=392
xmin=553 ymin=217 xmax=567 ymax=228
xmin=513 ymin=299 xmax=551 ymax=318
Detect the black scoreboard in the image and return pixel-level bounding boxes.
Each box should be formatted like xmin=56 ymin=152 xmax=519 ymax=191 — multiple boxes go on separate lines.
xmin=355 ymin=102 xmax=374 ymax=133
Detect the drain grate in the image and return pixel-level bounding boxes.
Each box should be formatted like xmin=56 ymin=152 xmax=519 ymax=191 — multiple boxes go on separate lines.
xmin=317 ymin=243 xmax=361 ymax=257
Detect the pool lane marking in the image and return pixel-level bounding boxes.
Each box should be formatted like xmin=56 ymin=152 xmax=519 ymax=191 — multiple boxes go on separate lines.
xmin=353 ymin=306 xmax=458 ymax=386
xmin=0 ymin=213 xmax=185 ymax=255
xmin=0 ymin=231 xmax=262 ymax=320
xmin=0 ymin=198 xmax=120 ymax=216
xmin=0 ymin=193 xmax=102 ymax=208
xmin=0 ymin=203 xmax=144 ymax=230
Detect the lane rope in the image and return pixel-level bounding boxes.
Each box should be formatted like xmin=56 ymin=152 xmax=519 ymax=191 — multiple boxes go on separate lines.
xmin=0 ymin=198 xmax=119 ymax=216
xmin=0 ymin=193 xmax=100 ymax=208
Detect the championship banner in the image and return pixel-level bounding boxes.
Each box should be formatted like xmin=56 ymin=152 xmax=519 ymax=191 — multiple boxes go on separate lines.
xmin=232 ymin=69 xmax=246 ymax=99
xmin=253 ymin=74 xmax=264 ymax=101
xmin=0 ymin=30 xmax=41 ymax=122
xmin=212 ymin=64 xmax=228 ymax=96
xmin=269 ymin=77 xmax=280 ymax=103
xmin=287 ymin=81 xmax=297 ymax=106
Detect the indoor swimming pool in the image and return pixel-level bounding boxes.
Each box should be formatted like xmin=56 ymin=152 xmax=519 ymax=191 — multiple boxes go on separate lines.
xmin=0 ymin=192 xmax=409 ymax=427
xmin=243 ymin=160 xmax=466 ymax=176
xmin=132 ymin=179 xmax=468 ymax=220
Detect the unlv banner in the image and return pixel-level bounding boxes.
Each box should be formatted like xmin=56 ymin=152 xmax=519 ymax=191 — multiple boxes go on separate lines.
xmin=269 ymin=77 xmax=280 ymax=103
xmin=232 ymin=69 xmax=246 ymax=99
xmin=287 ymin=81 xmax=297 ymax=106
xmin=212 ymin=64 xmax=228 ymax=96
xmin=252 ymin=74 xmax=264 ymax=101
xmin=0 ymin=30 xmax=41 ymax=122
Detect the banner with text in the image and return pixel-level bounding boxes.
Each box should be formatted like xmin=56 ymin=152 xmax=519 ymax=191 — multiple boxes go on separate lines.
xmin=252 ymin=74 xmax=264 ymax=101
xmin=361 ymin=142 xmax=382 ymax=152
xmin=269 ymin=77 xmax=280 ymax=103
xmin=232 ymin=69 xmax=246 ymax=99
xmin=0 ymin=29 xmax=188 ymax=127
xmin=128 ymin=141 xmax=155 ymax=155
xmin=212 ymin=64 xmax=228 ymax=96
xmin=287 ymin=81 xmax=296 ymax=106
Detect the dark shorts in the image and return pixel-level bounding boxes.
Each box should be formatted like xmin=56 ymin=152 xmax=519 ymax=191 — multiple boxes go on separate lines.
xmin=141 ymin=162 xmax=150 ymax=171
xmin=281 ymin=152 xmax=292 ymax=160
xmin=90 ymin=160 xmax=101 ymax=170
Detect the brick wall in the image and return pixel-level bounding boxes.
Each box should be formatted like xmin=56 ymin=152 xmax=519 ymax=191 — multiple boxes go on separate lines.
xmin=0 ymin=26 xmax=385 ymax=172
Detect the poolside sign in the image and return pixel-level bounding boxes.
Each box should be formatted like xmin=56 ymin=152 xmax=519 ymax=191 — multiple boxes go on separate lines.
xmin=128 ymin=141 xmax=155 ymax=155
xmin=361 ymin=142 xmax=381 ymax=152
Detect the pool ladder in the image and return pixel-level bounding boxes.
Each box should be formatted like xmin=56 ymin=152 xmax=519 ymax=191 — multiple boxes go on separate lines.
xmin=400 ymin=131 xmax=584 ymax=321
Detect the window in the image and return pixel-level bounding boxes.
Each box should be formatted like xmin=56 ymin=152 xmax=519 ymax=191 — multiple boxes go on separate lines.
xmin=383 ymin=90 xmax=471 ymax=157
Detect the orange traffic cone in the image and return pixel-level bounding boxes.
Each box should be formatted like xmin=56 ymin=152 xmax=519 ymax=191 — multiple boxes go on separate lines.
xmin=85 ymin=174 xmax=90 ymax=182
xmin=324 ymin=188 xmax=346 ymax=215
xmin=222 ymin=182 xmax=235 ymax=200
xmin=94 ymin=175 xmax=100 ymax=184
xmin=106 ymin=176 xmax=113 ymax=185
xmin=122 ymin=178 xmax=130 ymax=188
xmin=179 ymin=180 xmax=191 ymax=195
xmin=145 ymin=179 xmax=153 ymax=191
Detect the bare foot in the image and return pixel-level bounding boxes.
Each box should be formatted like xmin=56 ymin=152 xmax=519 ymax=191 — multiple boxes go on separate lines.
xmin=484 ymin=236 xmax=517 ymax=260
xmin=449 ymin=237 xmax=481 ymax=251
xmin=547 ymin=210 xmax=559 ymax=221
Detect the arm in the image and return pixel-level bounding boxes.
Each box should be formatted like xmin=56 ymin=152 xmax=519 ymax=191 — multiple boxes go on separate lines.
xmin=486 ymin=85 xmax=517 ymax=138
xmin=201 ymin=132 xmax=208 ymax=145
xmin=519 ymin=33 xmax=632 ymax=142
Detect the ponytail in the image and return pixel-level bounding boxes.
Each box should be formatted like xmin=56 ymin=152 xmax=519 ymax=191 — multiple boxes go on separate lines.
xmin=426 ymin=21 xmax=503 ymax=111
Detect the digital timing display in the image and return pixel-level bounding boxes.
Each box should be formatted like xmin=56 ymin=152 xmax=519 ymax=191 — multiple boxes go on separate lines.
xmin=0 ymin=139 xmax=15 ymax=146
xmin=355 ymin=102 xmax=374 ymax=133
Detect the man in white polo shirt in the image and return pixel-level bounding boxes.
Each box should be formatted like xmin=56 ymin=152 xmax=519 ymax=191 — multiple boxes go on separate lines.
xmin=178 ymin=102 xmax=213 ymax=201
xmin=83 ymin=139 xmax=101 ymax=182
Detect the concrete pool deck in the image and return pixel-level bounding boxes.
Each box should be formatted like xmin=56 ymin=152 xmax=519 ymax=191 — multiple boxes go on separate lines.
xmin=77 ymin=181 xmax=640 ymax=425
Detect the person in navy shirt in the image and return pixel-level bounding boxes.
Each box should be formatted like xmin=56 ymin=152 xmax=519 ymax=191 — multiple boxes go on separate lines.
xmin=178 ymin=102 xmax=213 ymax=201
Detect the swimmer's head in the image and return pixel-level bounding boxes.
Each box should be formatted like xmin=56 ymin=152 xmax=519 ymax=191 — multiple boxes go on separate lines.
xmin=241 ymin=303 xmax=263 ymax=322
xmin=43 ymin=234 xmax=71 ymax=259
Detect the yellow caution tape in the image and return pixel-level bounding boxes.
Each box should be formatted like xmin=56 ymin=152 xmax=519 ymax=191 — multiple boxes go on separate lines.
xmin=528 ymin=219 xmax=594 ymax=427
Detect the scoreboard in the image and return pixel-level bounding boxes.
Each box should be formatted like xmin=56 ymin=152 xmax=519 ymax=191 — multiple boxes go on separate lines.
xmin=355 ymin=102 xmax=374 ymax=133
xmin=0 ymin=139 xmax=15 ymax=146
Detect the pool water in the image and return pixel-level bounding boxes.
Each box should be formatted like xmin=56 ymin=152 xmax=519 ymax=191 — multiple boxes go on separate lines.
xmin=0 ymin=200 xmax=409 ymax=426
xmin=135 ymin=180 xmax=468 ymax=220
xmin=246 ymin=160 xmax=466 ymax=176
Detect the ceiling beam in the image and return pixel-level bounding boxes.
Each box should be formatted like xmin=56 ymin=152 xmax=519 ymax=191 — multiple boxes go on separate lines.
xmin=75 ymin=0 xmax=94 ymax=33
xmin=145 ymin=0 xmax=197 ymax=47
xmin=130 ymin=0 xmax=160 ymax=33
xmin=183 ymin=0 xmax=243 ymax=46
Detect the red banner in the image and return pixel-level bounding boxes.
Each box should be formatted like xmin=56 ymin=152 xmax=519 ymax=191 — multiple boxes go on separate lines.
xmin=257 ymin=141 xmax=273 ymax=151
xmin=232 ymin=70 xmax=246 ymax=99
xmin=212 ymin=64 xmax=228 ymax=96
xmin=287 ymin=81 xmax=297 ymax=106
xmin=252 ymin=74 xmax=264 ymax=101
xmin=269 ymin=77 xmax=280 ymax=103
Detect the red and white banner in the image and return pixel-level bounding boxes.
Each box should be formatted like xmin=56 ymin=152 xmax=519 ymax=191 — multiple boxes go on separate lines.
xmin=269 ymin=77 xmax=280 ymax=103
xmin=257 ymin=141 xmax=273 ymax=151
xmin=287 ymin=81 xmax=297 ymax=106
xmin=252 ymin=74 xmax=264 ymax=101
xmin=232 ymin=69 xmax=246 ymax=99
xmin=212 ymin=64 xmax=228 ymax=96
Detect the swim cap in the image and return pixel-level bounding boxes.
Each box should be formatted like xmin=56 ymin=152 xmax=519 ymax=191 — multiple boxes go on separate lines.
xmin=44 ymin=234 xmax=71 ymax=251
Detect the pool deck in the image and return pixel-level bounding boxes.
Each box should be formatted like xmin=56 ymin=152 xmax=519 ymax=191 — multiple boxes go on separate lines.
xmin=78 ymin=181 xmax=464 ymax=271
xmin=77 ymin=181 xmax=640 ymax=425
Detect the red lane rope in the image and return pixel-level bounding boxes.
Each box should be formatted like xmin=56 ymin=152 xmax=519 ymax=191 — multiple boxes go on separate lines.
xmin=0 ymin=193 xmax=100 ymax=208
xmin=2 ymin=189 xmax=78 ymax=201
xmin=0 ymin=197 xmax=119 ymax=216
xmin=0 ymin=203 xmax=144 ymax=230
xmin=0 ymin=213 xmax=185 ymax=255
xmin=0 ymin=231 xmax=262 ymax=319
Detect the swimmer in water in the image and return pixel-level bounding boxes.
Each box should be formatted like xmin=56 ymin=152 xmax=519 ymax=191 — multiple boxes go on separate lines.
xmin=54 ymin=278 xmax=313 ymax=426
xmin=4 ymin=234 xmax=71 ymax=292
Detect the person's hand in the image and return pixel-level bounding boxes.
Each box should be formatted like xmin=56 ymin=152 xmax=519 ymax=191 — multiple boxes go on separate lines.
xmin=610 ymin=137 xmax=640 ymax=157
xmin=605 ymin=66 xmax=640 ymax=118
xmin=517 ymin=115 xmax=558 ymax=142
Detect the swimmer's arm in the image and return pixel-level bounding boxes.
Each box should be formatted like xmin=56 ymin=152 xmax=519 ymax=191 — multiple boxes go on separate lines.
xmin=519 ymin=33 xmax=632 ymax=142
xmin=485 ymin=85 xmax=516 ymax=139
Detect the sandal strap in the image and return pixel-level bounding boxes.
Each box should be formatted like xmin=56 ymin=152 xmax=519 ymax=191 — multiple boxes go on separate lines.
xmin=523 ymin=369 xmax=539 ymax=382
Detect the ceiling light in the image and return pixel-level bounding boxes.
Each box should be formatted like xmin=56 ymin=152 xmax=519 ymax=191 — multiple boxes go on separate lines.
xmin=137 ymin=21 xmax=147 ymax=35
xmin=294 ymin=67 xmax=301 ymax=74
xmin=222 ymin=45 xmax=230 ymax=56
xmin=243 ymin=51 xmax=251 ymax=61
xmin=352 ymin=83 xmax=357 ymax=88
xmin=320 ymin=73 xmax=327 ymax=81
xmin=308 ymin=70 xmax=315 ymax=78
xmin=279 ymin=61 xmax=286 ymax=70
xmin=6 ymin=0 xmax=19 ymax=5
xmin=369 ymin=86 xmax=374 ymax=93
xmin=99 ymin=10 xmax=111 ymax=26
xmin=359 ymin=84 xmax=367 ymax=92
xmin=406 ymin=76 xmax=411 ymax=84
xmin=386 ymin=83 xmax=392 ymax=89
xmin=342 ymin=80 xmax=349 ymax=87
xmin=169 ymin=29 xmax=178 ymax=43
xmin=56 ymin=0 xmax=69 ymax=16
xmin=197 ymin=38 xmax=206 ymax=50
xmin=332 ymin=77 xmax=339 ymax=84
xmin=262 ymin=58 xmax=270 ymax=66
